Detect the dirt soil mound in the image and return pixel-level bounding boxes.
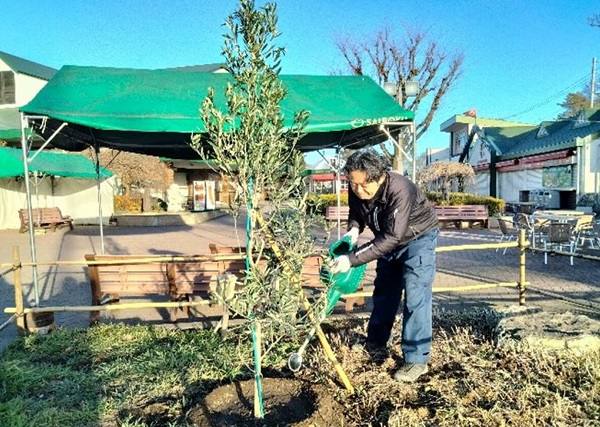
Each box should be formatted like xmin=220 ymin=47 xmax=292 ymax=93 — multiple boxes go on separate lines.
xmin=188 ymin=377 xmax=345 ymax=426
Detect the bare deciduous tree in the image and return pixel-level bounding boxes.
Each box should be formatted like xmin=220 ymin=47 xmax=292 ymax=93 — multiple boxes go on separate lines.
xmin=336 ymin=26 xmax=464 ymax=173
xmin=85 ymin=148 xmax=173 ymax=195
xmin=588 ymin=13 xmax=600 ymax=27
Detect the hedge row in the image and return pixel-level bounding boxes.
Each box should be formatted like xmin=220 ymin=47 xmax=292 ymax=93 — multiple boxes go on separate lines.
xmin=309 ymin=192 xmax=505 ymax=217
xmin=425 ymin=192 xmax=505 ymax=216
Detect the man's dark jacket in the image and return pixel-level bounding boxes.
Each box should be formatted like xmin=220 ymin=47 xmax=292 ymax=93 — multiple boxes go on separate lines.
xmin=346 ymin=172 xmax=438 ymax=266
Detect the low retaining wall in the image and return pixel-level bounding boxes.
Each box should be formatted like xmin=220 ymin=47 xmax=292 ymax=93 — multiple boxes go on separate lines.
xmin=114 ymin=210 xmax=227 ymax=227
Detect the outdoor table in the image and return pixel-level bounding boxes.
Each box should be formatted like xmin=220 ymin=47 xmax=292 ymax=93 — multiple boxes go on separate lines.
xmin=532 ymin=214 xmax=579 ymax=223
xmin=535 ymin=210 xmax=584 ymax=217
xmin=529 ymin=213 xmax=580 ymax=248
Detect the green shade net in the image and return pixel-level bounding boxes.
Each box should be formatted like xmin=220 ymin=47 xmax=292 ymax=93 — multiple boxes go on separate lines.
xmin=21 ymin=65 xmax=413 ymax=159
xmin=0 ymin=146 xmax=113 ymax=178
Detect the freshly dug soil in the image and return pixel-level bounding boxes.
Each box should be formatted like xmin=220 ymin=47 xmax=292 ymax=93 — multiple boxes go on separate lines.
xmin=188 ymin=377 xmax=345 ymax=427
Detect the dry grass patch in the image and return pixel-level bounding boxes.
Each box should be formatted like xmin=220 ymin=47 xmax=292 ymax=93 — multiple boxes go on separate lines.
xmin=304 ymin=308 xmax=600 ymax=426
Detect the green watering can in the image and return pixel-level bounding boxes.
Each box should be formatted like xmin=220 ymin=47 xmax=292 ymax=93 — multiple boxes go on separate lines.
xmin=320 ymin=235 xmax=367 ymax=314
xmin=288 ymin=235 xmax=367 ymax=372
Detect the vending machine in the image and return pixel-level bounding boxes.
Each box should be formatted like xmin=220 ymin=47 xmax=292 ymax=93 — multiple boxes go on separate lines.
xmin=192 ymin=181 xmax=206 ymax=211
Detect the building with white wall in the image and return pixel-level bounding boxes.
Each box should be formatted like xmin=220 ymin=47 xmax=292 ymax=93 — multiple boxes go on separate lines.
xmin=440 ymin=110 xmax=600 ymax=210
xmin=0 ymin=50 xmax=57 ymax=141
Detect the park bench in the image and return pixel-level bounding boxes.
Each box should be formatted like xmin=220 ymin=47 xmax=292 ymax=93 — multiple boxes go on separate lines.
xmin=18 ymin=207 xmax=74 ymax=233
xmin=84 ymin=253 xmax=247 ymax=325
xmin=85 ymin=242 xmax=366 ymax=326
xmin=434 ymin=205 xmax=489 ymax=229
xmin=209 ymin=244 xmax=364 ymax=313
xmin=325 ymin=205 xmax=350 ymax=223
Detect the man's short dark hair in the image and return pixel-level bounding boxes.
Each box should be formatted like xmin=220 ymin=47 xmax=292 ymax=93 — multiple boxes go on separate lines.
xmin=343 ymin=149 xmax=390 ymax=182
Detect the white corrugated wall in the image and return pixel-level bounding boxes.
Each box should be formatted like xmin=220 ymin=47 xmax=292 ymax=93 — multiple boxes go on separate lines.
xmin=497 ymin=169 xmax=543 ymax=202
xmin=0 ymin=176 xmax=117 ymax=230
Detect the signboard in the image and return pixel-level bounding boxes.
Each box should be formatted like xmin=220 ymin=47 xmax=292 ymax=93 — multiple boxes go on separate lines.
xmin=542 ymin=165 xmax=573 ymax=188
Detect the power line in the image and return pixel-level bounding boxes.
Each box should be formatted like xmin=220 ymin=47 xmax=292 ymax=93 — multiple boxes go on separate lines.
xmin=501 ymin=74 xmax=591 ymax=120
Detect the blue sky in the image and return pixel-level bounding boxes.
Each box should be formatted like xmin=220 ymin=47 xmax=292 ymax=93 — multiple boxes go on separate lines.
xmin=2 ymin=1 xmax=599 ymax=165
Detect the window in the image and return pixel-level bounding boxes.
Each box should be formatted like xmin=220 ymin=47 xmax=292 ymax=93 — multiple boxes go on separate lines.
xmin=0 ymin=71 xmax=16 ymax=104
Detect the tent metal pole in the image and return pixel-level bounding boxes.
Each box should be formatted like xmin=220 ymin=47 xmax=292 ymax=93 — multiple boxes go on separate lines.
xmin=315 ymin=149 xmax=343 ymax=239
xmin=94 ymin=140 xmax=105 ymax=255
xmin=19 ymin=113 xmax=40 ymax=306
xmin=335 ymin=147 xmax=342 ymax=240
xmin=27 ymin=122 xmax=68 ymax=163
xmin=411 ymin=121 xmax=417 ymax=182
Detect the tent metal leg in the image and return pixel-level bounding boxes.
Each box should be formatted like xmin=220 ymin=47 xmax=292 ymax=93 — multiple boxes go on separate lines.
xmin=20 ymin=113 xmax=40 ymax=306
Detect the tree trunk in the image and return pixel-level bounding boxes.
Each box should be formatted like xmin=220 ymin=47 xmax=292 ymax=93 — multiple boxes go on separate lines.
xmin=142 ymin=189 xmax=152 ymax=212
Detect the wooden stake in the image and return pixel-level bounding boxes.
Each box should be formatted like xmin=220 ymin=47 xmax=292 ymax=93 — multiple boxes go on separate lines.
xmin=4 ymin=299 xmax=212 ymax=314
xmin=255 ymin=212 xmax=355 ymax=394
xmin=12 ymin=246 xmax=25 ymax=334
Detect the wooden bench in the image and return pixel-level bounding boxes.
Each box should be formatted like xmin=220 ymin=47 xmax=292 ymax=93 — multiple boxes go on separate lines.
xmin=85 ymin=243 xmax=366 ymax=326
xmin=209 ymin=244 xmax=364 ymax=313
xmin=434 ymin=205 xmax=489 ymax=229
xmin=19 ymin=207 xmax=74 ymax=233
xmin=84 ymin=253 xmax=247 ymax=325
xmin=325 ymin=206 xmax=350 ymax=222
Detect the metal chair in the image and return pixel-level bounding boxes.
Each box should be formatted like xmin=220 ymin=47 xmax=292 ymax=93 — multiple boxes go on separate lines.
xmin=516 ymin=213 xmax=536 ymax=247
xmin=497 ymin=217 xmax=519 ymax=255
xmin=543 ymin=222 xmax=576 ymax=265
xmin=573 ymin=215 xmax=599 ymax=249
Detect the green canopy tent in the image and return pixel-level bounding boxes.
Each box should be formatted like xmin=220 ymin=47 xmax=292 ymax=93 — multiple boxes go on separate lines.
xmin=0 ymin=146 xmax=112 ymax=178
xmin=0 ymin=108 xmax=39 ymax=142
xmin=0 ymin=146 xmax=25 ymax=177
xmin=18 ymin=65 xmax=414 ymax=303
xmin=0 ymin=143 xmax=114 ymax=305
xmin=20 ymin=65 xmax=413 ymax=157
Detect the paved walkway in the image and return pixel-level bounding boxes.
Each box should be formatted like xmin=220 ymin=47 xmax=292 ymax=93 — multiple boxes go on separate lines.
xmin=1 ymin=215 xmax=599 ymax=353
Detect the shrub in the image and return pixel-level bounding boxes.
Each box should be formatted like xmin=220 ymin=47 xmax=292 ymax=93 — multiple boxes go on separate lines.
xmin=426 ymin=191 xmax=505 ymax=216
xmin=309 ymin=193 xmax=349 ymax=215
xmin=577 ymin=193 xmax=600 ymax=216
xmin=114 ymin=195 xmax=142 ymax=213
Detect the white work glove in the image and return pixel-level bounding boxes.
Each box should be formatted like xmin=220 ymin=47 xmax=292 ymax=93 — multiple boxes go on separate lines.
xmin=343 ymin=227 xmax=360 ymax=245
xmin=330 ymin=255 xmax=351 ymax=275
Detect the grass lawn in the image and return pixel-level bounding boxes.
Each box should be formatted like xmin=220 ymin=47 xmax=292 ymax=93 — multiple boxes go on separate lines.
xmin=0 ymin=309 xmax=599 ymax=426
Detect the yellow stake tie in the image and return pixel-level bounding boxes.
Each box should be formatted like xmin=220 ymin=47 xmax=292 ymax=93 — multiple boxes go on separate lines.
xmin=255 ymin=211 xmax=354 ymax=394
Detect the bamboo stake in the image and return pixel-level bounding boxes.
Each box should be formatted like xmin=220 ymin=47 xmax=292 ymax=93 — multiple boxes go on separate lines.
xmin=5 ymin=299 xmax=213 ymax=314
xmin=0 ymin=253 xmax=247 ymax=269
xmin=342 ymin=281 xmax=529 ymax=299
xmin=255 ymin=212 xmax=355 ymax=394
xmin=436 ymin=242 xmax=518 ymax=252
xmin=519 ymin=229 xmax=527 ymax=305
xmin=13 ymin=246 xmax=25 ymax=333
